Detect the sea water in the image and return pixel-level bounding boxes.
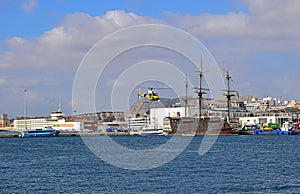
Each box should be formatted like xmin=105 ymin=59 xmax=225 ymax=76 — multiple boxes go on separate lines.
xmin=0 ymin=136 xmax=299 ymax=193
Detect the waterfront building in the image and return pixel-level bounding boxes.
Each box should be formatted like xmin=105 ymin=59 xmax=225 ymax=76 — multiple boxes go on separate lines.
xmin=73 ymin=113 xmax=100 ymax=131
xmin=244 ymin=101 xmax=262 ymax=112
xmin=149 ymin=107 xmax=185 ymax=128
xmin=238 ymin=114 xmax=292 ymax=127
xmin=149 ymin=106 xmax=228 ymax=128
xmin=73 ymin=111 xmax=125 ymax=131
xmin=0 ymin=114 xmax=10 ymax=129
xmin=14 ymin=106 xmax=83 ymax=131
xmin=97 ymin=111 xmax=125 ymax=122
xmin=148 ymin=98 xmax=296 ymax=130
xmin=127 ymin=116 xmax=150 ymax=131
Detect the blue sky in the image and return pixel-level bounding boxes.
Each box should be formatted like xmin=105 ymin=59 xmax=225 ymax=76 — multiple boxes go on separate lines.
xmin=1 ymin=0 xmax=300 ymax=118
xmin=0 ymin=0 xmax=238 ymax=40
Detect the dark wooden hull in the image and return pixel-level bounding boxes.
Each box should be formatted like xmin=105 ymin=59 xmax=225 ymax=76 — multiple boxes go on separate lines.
xmin=168 ymin=117 xmax=234 ymax=136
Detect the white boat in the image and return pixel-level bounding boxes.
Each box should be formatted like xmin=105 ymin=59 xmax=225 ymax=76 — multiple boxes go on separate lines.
xmin=20 ymin=127 xmax=60 ymax=138
xmin=140 ymin=129 xmax=164 ymax=136
xmin=140 ymin=125 xmax=164 ymax=136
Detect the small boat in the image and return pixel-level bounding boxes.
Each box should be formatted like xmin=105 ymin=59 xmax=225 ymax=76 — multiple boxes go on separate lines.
xmin=140 ymin=124 xmax=164 ymax=136
xmin=235 ymin=123 xmax=259 ymax=135
xmin=20 ymin=90 xmax=60 ymax=138
xmin=20 ymin=127 xmax=60 ymax=137
xmin=253 ymin=128 xmax=299 ymax=135
xmin=140 ymin=129 xmax=164 ymax=136
xmin=253 ymin=122 xmax=299 ymax=135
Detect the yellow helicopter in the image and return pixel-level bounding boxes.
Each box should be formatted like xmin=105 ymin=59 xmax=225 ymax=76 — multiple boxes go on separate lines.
xmin=138 ymin=88 xmax=160 ymax=101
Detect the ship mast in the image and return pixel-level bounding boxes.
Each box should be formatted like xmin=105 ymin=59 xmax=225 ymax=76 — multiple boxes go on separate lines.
xmin=184 ymin=74 xmax=188 ymax=117
xmin=224 ymin=71 xmax=238 ymax=120
xmin=195 ymin=56 xmax=209 ymax=119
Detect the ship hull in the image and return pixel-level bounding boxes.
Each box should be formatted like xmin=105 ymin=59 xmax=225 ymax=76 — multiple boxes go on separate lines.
xmin=168 ymin=117 xmax=234 ymax=136
xmin=253 ymin=129 xmax=299 ymax=135
xmin=20 ymin=129 xmax=60 ymax=137
xmin=140 ymin=131 xmax=164 ymax=136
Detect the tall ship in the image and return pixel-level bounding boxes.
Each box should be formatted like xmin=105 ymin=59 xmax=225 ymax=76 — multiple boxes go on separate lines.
xmin=164 ymin=69 xmax=239 ymax=136
xmin=167 ymin=117 xmax=233 ymax=136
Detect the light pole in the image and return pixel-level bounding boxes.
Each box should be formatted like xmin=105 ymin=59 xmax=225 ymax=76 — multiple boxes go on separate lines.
xmin=24 ymin=89 xmax=27 ymax=129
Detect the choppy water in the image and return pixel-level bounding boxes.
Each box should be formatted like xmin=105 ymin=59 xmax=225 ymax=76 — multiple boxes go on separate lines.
xmin=0 ymin=136 xmax=299 ymax=193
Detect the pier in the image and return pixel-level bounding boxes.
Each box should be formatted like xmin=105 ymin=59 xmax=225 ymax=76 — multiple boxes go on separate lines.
xmin=0 ymin=133 xmax=19 ymax=138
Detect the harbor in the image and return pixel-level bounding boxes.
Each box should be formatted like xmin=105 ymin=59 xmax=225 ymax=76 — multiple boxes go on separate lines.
xmin=1 ymin=70 xmax=300 ymax=137
xmin=1 ymin=1 xmax=300 ymax=193
xmin=0 ymin=13 xmax=299 ymax=194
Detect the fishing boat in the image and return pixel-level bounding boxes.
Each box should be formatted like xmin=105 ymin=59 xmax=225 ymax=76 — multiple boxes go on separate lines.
xmin=20 ymin=127 xmax=60 ymax=137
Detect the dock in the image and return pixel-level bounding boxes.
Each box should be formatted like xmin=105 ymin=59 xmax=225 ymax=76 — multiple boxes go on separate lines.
xmin=0 ymin=133 xmax=20 ymax=138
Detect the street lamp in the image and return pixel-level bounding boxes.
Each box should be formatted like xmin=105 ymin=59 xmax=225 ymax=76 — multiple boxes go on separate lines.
xmin=24 ymin=89 xmax=27 ymax=129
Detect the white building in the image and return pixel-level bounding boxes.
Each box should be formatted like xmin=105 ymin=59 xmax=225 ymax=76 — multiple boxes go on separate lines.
xmin=127 ymin=116 xmax=150 ymax=131
xmin=14 ymin=106 xmax=83 ymax=131
xmin=239 ymin=115 xmax=292 ymax=127
xmin=149 ymin=106 xmax=216 ymax=128
xmin=149 ymin=107 xmax=185 ymax=128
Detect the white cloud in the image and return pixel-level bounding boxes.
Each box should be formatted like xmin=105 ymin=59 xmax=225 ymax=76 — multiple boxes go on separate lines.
xmin=164 ymin=0 xmax=300 ymax=53
xmin=1 ymin=7 xmax=299 ymax=78
xmin=1 ymin=5 xmax=300 ymax=116
xmin=21 ymin=0 xmax=39 ymax=12
xmin=0 ymin=11 xmax=161 ymax=116
xmin=0 ymin=11 xmax=159 ymax=71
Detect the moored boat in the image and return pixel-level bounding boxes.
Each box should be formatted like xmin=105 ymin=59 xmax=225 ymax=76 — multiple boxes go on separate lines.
xmin=253 ymin=122 xmax=299 ymax=135
xmin=235 ymin=123 xmax=258 ymax=135
xmin=20 ymin=127 xmax=60 ymax=137
xmin=140 ymin=130 xmax=164 ymax=136
xmin=140 ymin=124 xmax=164 ymax=136
xmin=166 ymin=117 xmax=234 ymax=136
xmin=253 ymin=128 xmax=299 ymax=135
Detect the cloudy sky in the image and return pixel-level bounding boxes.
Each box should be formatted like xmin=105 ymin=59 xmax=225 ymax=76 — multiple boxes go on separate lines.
xmin=0 ymin=0 xmax=300 ymax=118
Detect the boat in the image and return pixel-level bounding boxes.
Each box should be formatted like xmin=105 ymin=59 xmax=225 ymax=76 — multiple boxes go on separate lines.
xmin=20 ymin=90 xmax=60 ymax=138
xmin=19 ymin=127 xmax=60 ymax=137
xmin=167 ymin=116 xmax=234 ymax=136
xmin=140 ymin=124 xmax=164 ymax=136
xmin=253 ymin=122 xmax=299 ymax=135
xmin=253 ymin=128 xmax=299 ymax=135
xmin=235 ymin=123 xmax=258 ymax=135
xmin=166 ymin=70 xmax=237 ymax=136
xmin=140 ymin=129 xmax=164 ymax=136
